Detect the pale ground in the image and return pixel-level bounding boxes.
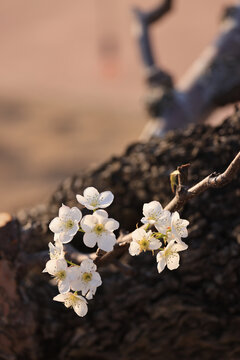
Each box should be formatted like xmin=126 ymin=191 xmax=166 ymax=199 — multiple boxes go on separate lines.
xmin=0 ymin=0 xmax=234 ymax=213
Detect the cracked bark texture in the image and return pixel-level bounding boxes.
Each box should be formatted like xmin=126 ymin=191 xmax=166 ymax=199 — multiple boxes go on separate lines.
xmin=1 ymin=112 xmax=240 ymax=360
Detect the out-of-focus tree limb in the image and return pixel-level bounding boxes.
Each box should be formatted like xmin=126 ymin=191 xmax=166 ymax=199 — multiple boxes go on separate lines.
xmin=134 ymin=1 xmax=240 ymax=139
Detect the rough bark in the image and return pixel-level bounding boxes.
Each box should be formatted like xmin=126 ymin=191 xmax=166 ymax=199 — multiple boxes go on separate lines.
xmin=0 ymin=110 xmax=239 ymax=359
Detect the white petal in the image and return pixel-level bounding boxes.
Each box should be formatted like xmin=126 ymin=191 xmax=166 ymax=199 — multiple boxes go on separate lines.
xmin=166 ymin=253 xmax=180 ymax=270
xmin=48 ymin=241 xmax=64 ymax=260
xmin=56 ymin=259 xmax=68 ymax=272
xmin=141 ymin=217 xmax=151 ymax=224
xmin=105 ymin=219 xmax=119 ymax=231
xmin=53 ymin=293 xmax=68 ymax=303
xmin=155 ymin=211 xmax=171 ymax=232
xmin=129 ymin=241 xmax=141 ymax=256
xmin=76 ymin=194 xmax=87 ymax=207
xmin=86 ymin=290 xmax=94 ymax=300
xmin=81 ymin=259 xmax=96 ymax=272
xmin=59 ymin=204 xmax=71 ymax=220
xmin=177 ymin=227 xmax=188 ymax=238
xmin=171 ymin=211 xmax=180 ymax=222
xmin=73 ymin=298 xmax=88 ymax=317
xmin=171 ymin=241 xmax=188 ymax=252
xmin=155 ymin=223 xmax=168 ymax=234
xmin=164 ymin=240 xmax=176 ymax=252
xmin=54 ymin=232 xmax=73 ymax=244
xmin=157 ymin=210 xmax=171 ymax=224
xmin=70 ymin=207 xmax=82 ymax=222
xmin=132 ymin=228 xmax=147 ymax=242
xmin=94 ymin=209 xmax=109 ymax=219
xmin=83 ymin=186 xmax=99 ymax=198
xmin=77 ymin=187 xmax=100 ymax=210
xmin=49 ymin=217 xmax=64 ymax=234
xmin=58 ymin=279 xmax=70 ymax=294
xmin=97 ymin=233 xmax=116 ymax=252
xmin=94 ymin=213 xmax=108 ymax=225
xmin=181 ymin=219 xmax=189 ymax=227
xmin=149 ymin=239 xmax=161 ymax=250
xmin=68 ymin=266 xmax=80 ymax=281
xmin=83 ymin=233 xmax=97 ymax=248
xmin=48 ymin=242 xmax=55 ymax=252
xmin=98 ymin=191 xmax=114 ymax=208
xmin=44 ymin=259 xmax=58 ymax=275
xmin=156 ymin=250 xmax=164 ymax=262
xmin=157 ymin=255 xmax=166 ymax=273
xmin=91 ymin=272 xmax=102 ymax=287
xmin=65 ymin=223 xmax=79 ymax=237
xmin=143 ymin=201 xmax=162 ymax=217
xmin=81 ymin=215 xmax=97 ymax=232
xmin=70 ymin=279 xmax=83 ymax=292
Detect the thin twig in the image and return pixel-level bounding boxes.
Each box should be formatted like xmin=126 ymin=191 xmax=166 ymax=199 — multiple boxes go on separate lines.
xmin=133 ymin=0 xmax=173 ymax=87
xmin=165 ymin=151 xmax=240 ymax=212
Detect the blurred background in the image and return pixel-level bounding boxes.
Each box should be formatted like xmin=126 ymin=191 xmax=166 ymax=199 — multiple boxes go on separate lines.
xmin=0 ymin=0 xmax=233 ymax=213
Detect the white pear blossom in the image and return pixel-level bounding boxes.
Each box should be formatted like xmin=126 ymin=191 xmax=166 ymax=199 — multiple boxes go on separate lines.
xmin=170 ymin=211 xmax=189 ymax=240
xmin=141 ymin=201 xmax=164 ymax=225
xmin=49 ymin=204 xmax=82 ymax=243
xmin=155 ymin=211 xmax=189 ymax=244
xmin=153 ymin=210 xmax=171 ymax=234
xmin=53 ymin=292 xmax=88 ymax=317
xmin=48 ymin=241 xmax=65 ymax=260
xmin=43 ymin=258 xmax=72 ymax=294
xmin=70 ymin=259 xmax=102 ymax=299
xmin=76 ymin=187 xmax=114 ymax=210
xmin=156 ymin=240 xmax=188 ymax=273
xmin=129 ymin=228 xmax=161 ymax=256
xmin=141 ymin=201 xmax=171 ymax=231
xmin=81 ymin=209 xmax=119 ymax=252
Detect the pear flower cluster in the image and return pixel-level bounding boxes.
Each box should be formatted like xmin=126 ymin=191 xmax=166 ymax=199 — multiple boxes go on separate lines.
xmin=129 ymin=201 xmax=189 ymax=273
xmin=43 ymin=187 xmax=119 ymax=317
xmin=44 ymin=187 xmax=190 ymax=318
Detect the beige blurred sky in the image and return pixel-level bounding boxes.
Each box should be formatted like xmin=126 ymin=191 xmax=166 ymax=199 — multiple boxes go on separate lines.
xmin=0 ymin=0 xmax=233 ymax=106
xmin=0 ymin=0 xmax=234 ymax=212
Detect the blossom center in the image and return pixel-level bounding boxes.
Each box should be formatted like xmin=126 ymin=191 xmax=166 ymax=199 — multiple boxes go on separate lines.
xmin=90 ymin=196 xmax=99 ymax=208
xmin=148 ymin=215 xmax=156 ymax=221
xmin=56 ymin=270 xmax=66 ymax=280
xmin=164 ymin=248 xmax=173 ymax=258
xmin=51 ymin=250 xmax=60 ymax=259
xmin=67 ymin=293 xmax=78 ymax=306
xmin=139 ymin=238 xmax=150 ymax=251
xmin=65 ymin=219 xmax=74 ymax=230
xmin=94 ymin=224 xmax=105 ymax=235
xmin=82 ymin=272 xmax=93 ymax=282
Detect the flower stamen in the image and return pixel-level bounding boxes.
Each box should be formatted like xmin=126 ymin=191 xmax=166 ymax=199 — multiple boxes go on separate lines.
xmin=94 ymin=224 xmax=104 ymax=235
xmin=56 ymin=270 xmax=66 ymax=280
xmin=82 ymin=272 xmax=93 ymax=283
xmin=139 ymin=238 xmax=150 ymax=252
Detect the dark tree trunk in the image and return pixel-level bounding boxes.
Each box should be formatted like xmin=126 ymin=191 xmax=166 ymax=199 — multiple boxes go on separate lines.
xmin=1 ymin=112 xmax=240 ymax=360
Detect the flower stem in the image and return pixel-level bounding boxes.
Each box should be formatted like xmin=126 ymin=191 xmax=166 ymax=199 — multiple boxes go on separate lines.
xmin=66 ymin=259 xmax=79 ymax=267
